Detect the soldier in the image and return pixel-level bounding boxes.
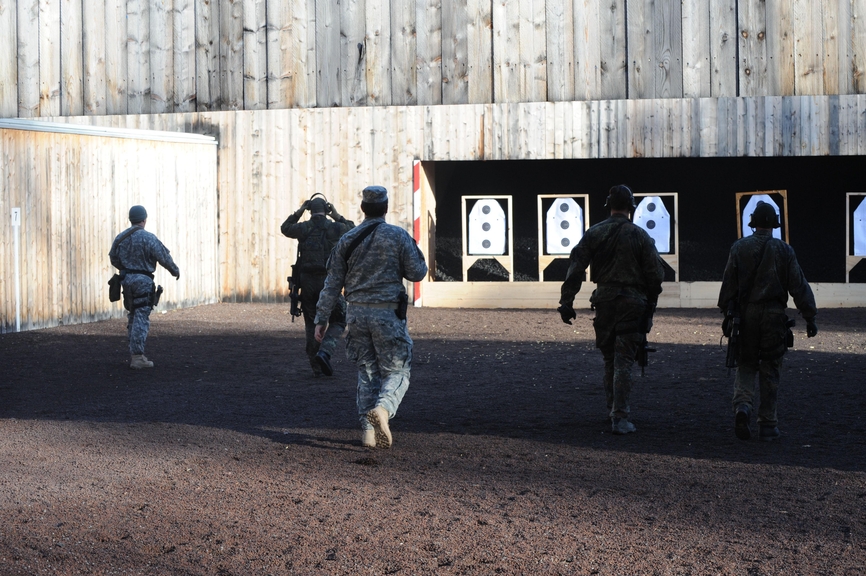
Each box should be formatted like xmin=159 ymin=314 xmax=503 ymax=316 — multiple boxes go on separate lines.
xmin=718 ymin=201 xmax=818 ymax=441
xmin=281 ymin=196 xmax=355 ymax=377
xmin=109 ymin=205 xmax=180 ymax=369
xmin=557 ymin=185 xmax=664 ymax=435
xmin=314 ymin=186 xmax=428 ymax=448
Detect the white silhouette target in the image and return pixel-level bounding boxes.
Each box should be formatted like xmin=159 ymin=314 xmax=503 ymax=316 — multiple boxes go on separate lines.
xmin=742 ymin=194 xmax=782 ymax=239
xmin=545 ymin=198 xmax=584 ymax=255
xmin=855 ymin=199 xmax=866 ymax=256
xmin=468 ymin=199 xmax=507 ymax=255
xmin=633 ymin=196 xmax=671 ymax=253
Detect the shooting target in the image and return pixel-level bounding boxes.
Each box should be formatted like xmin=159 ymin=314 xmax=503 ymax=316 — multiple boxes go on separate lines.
xmin=468 ymin=199 xmax=507 ymax=255
xmin=545 ymin=198 xmax=584 ymax=255
xmin=855 ymin=198 xmax=866 ymax=256
xmin=633 ymin=196 xmax=671 ymax=253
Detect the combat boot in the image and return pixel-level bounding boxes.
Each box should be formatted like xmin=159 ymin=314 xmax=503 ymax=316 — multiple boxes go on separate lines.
xmin=366 ymin=406 xmax=392 ymax=448
xmin=130 ymin=354 xmax=154 ymax=369
xmin=735 ymin=404 xmax=751 ymax=440
xmin=759 ymin=425 xmax=780 ymax=441
xmin=361 ymin=428 xmax=376 ymax=448
xmin=314 ymin=350 xmax=334 ymax=376
xmin=611 ymin=417 xmax=637 ymax=435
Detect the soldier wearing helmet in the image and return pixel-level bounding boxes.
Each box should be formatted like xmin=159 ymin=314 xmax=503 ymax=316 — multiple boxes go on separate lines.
xmin=718 ymin=201 xmax=818 ymax=441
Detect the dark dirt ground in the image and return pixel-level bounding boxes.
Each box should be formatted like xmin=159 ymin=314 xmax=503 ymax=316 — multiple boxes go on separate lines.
xmin=1 ymin=303 xmax=865 ymax=575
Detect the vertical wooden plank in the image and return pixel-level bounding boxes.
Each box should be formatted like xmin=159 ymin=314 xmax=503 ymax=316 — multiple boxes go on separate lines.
xmin=341 ymin=0 xmax=367 ymax=106
xmin=767 ymin=0 xmax=795 ymax=95
xmin=853 ymin=0 xmax=866 ymax=94
xmin=365 ymin=0 xmax=391 ymax=105
xmin=415 ymin=0 xmax=442 ymax=105
xmin=682 ymin=0 xmax=710 ymax=98
xmin=105 ymin=0 xmax=128 ymax=114
xmin=316 ymin=0 xmax=342 ymax=107
xmin=822 ymin=0 xmax=841 ymax=95
xmin=295 ymin=0 xmax=317 ymax=108
xmin=243 ymin=0 xmax=267 ymax=109
xmin=711 ymin=0 xmax=737 ymax=97
xmin=546 ymin=0 xmax=574 ymax=102
xmin=793 ymin=0 xmax=822 ymax=95
xmin=0 ymin=0 xmax=17 ymax=116
xmin=173 ymin=0 xmax=196 ymax=111
xmin=739 ymin=0 xmax=767 ymax=96
xmin=221 ymin=0 xmax=244 ymax=110
xmin=493 ymin=0 xmax=519 ymax=103
xmin=127 ymin=0 xmax=151 ymax=114
xmin=467 ymin=0 xmax=493 ymax=103
xmin=442 ymin=0 xmax=469 ymax=104
xmin=574 ymin=0 xmax=600 ymax=100
xmin=82 ymin=0 xmax=106 ymax=115
xmin=267 ymin=0 xmax=290 ymax=108
xmin=18 ymin=0 xmax=40 ymax=117
xmin=654 ymin=0 xmax=683 ymax=97
xmin=627 ymin=0 xmax=649 ymax=98
xmin=150 ymin=0 xmax=174 ymax=113
xmin=518 ymin=0 xmax=547 ymax=103
xmin=836 ymin=0 xmax=853 ymax=94
xmin=61 ymin=0 xmax=84 ymax=116
xmin=391 ymin=0 xmax=417 ymax=105
xmin=598 ymin=0 xmax=627 ymax=99
xmin=38 ymin=0 xmax=61 ymax=116
xmin=195 ymin=0 xmax=220 ymax=111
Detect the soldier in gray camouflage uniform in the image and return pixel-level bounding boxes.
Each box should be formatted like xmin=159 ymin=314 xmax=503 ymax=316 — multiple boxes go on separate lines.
xmin=558 ymin=185 xmax=664 ymax=435
xmin=314 ymin=186 xmax=428 ymax=448
xmin=281 ymin=197 xmax=355 ymax=377
xmin=109 ymin=205 xmax=180 ymax=369
xmin=718 ymin=201 xmax=817 ymax=441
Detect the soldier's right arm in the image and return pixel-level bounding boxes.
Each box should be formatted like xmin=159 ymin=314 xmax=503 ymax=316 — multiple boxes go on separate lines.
xmin=280 ymin=205 xmax=308 ymax=238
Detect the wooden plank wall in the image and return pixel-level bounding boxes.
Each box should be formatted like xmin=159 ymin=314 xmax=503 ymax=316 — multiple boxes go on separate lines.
xmin=3 ymin=0 xmax=866 ymax=120
xmin=0 ymin=126 xmax=219 ymax=332
xmin=45 ymin=93 xmax=864 ymax=303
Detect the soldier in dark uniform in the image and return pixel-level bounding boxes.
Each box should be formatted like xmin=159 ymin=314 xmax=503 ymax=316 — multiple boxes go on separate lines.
xmin=314 ymin=186 xmax=428 ymax=448
xmin=109 ymin=205 xmax=180 ymax=369
xmin=281 ymin=197 xmax=354 ymax=377
xmin=718 ymin=201 xmax=818 ymax=441
xmin=557 ymin=185 xmax=664 ymax=435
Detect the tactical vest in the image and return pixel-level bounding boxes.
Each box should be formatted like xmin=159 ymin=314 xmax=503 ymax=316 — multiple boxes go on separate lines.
xmin=298 ymin=218 xmax=337 ymax=274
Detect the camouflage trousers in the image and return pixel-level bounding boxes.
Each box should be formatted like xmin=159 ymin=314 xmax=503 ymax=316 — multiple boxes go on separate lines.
xmin=301 ymin=292 xmax=346 ymax=373
xmin=732 ymin=302 xmax=788 ymax=427
xmin=593 ymin=297 xmax=647 ymax=418
xmin=126 ymin=305 xmax=152 ymax=355
xmin=344 ymin=306 xmax=413 ymax=430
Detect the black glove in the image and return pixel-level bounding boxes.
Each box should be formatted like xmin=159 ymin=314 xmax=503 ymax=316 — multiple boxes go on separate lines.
xmin=301 ymin=200 xmax=311 ymax=211
xmin=174 ymin=271 xmax=180 ymax=281
xmin=328 ymin=203 xmax=342 ymax=220
xmin=806 ymin=317 xmax=818 ymax=338
xmin=558 ymin=304 xmax=576 ymax=325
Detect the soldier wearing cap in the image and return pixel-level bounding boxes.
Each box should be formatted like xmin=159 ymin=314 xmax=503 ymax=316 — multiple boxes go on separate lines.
xmin=281 ymin=196 xmax=355 ymax=377
xmin=109 ymin=205 xmax=180 ymax=369
xmin=718 ymin=201 xmax=817 ymax=441
xmin=557 ymin=185 xmax=664 ymax=435
xmin=314 ymin=185 xmax=428 ymax=448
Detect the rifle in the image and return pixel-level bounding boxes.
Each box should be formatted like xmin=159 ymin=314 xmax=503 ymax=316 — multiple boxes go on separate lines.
xmin=723 ymin=300 xmax=741 ymax=375
xmin=287 ymin=265 xmax=302 ymax=322
xmin=637 ymin=335 xmax=656 ymax=377
xmin=637 ymin=303 xmax=657 ymax=376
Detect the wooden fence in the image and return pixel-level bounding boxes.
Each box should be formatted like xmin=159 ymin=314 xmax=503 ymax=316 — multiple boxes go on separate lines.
xmin=2 ymin=0 xmax=865 ymax=119
xmin=0 ymin=120 xmax=218 ymax=332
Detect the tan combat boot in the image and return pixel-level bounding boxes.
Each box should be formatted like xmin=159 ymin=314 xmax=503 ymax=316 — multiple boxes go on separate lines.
xmin=130 ymin=354 xmax=154 ymax=369
xmin=361 ymin=429 xmax=376 ymax=448
xmin=366 ymin=406 xmax=392 ymax=448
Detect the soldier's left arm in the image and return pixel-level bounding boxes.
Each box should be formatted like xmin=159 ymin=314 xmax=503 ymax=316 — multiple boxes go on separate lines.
xmin=400 ymin=231 xmax=428 ymax=282
xmin=785 ymin=248 xmax=817 ymax=319
xmin=717 ymin=249 xmax=739 ymax=311
xmin=153 ymin=239 xmax=180 ymax=278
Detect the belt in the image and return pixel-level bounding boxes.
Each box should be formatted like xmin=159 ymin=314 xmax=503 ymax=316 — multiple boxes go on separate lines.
xmin=348 ymin=301 xmax=398 ymax=310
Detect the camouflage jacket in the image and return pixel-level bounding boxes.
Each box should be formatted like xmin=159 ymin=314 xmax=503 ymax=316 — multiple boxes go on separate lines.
xmin=560 ymin=213 xmax=664 ymax=308
xmin=717 ymin=230 xmax=817 ymax=318
xmin=109 ymin=225 xmax=179 ymax=278
xmin=315 ymin=217 xmax=428 ymax=325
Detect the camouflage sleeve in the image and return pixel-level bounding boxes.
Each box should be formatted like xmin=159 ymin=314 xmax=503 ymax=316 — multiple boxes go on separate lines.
xmin=153 ymin=239 xmax=180 ymax=277
xmin=314 ymin=242 xmax=349 ymax=325
xmin=400 ymin=232 xmax=428 ymax=282
xmin=560 ymin=236 xmax=593 ymax=307
xmin=641 ymin=238 xmax=665 ymax=303
xmin=280 ymin=209 xmax=306 ymax=238
xmin=717 ymin=249 xmax=739 ymax=311
xmin=109 ymin=239 xmax=123 ymax=270
xmin=786 ymin=248 xmax=817 ymax=319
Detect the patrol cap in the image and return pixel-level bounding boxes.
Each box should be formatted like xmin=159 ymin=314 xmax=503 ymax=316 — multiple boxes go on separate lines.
xmin=309 ymin=198 xmax=328 ymax=213
xmin=129 ymin=205 xmax=148 ymax=223
xmin=605 ymin=185 xmax=636 ymax=210
xmin=362 ymin=185 xmax=388 ymax=204
xmin=749 ymin=201 xmax=781 ymax=229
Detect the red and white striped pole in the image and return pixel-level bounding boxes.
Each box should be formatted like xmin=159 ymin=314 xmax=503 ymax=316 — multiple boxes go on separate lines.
xmin=412 ymin=159 xmax=422 ymax=307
